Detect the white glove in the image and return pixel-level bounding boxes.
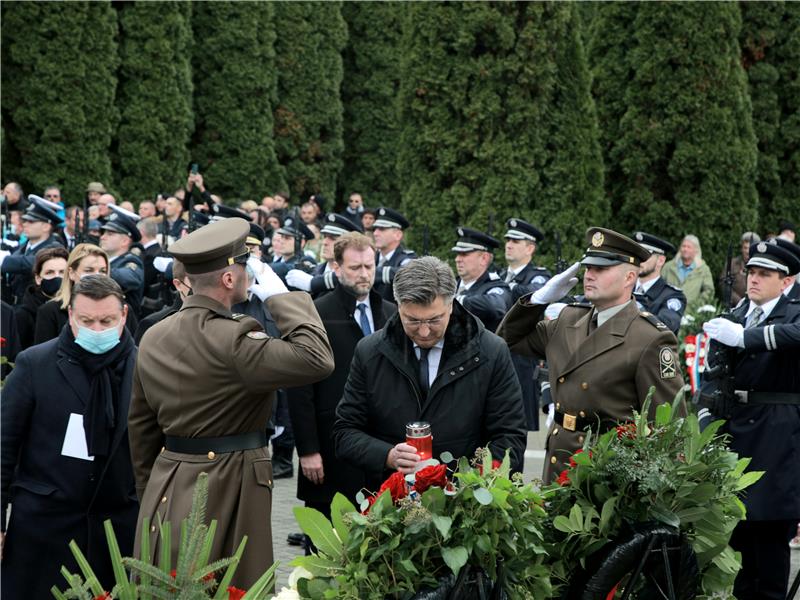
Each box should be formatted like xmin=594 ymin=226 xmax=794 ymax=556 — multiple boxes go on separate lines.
xmin=153 ymin=256 xmax=173 ymax=273
xmin=247 ymin=255 xmax=265 ymax=278
xmin=703 ymin=318 xmax=745 ymax=348
xmin=249 ymin=263 xmax=288 ymax=300
xmin=1 ymin=238 xmax=19 ymax=249
xmin=531 ymin=262 xmax=580 ymax=305
xmin=286 ymin=269 xmax=313 ymax=292
xmin=545 ymin=403 xmax=555 ymax=429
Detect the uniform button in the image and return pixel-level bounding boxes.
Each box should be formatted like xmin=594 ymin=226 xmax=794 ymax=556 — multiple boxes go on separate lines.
xmin=550 ymin=456 xmax=557 ymax=464
xmin=555 ymin=403 xmax=560 ymax=410
xmin=268 ymin=480 xmax=272 ymax=485
xmin=581 ymin=382 xmax=589 ymax=390
xmin=207 ymin=451 xmax=216 ymax=460
xmin=552 ymin=428 xmax=559 ymax=436
xmin=558 ymin=377 xmax=565 ymax=384
xmin=161 ymin=496 xmax=167 ymax=504
xmin=474 ymin=357 xmax=479 ymax=362
xmin=450 ymin=371 xmax=455 ymax=376
xmin=748 ymin=419 xmax=755 ymax=424
xmin=579 ymin=411 xmax=586 ymax=418
xmin=458 ymin=366 xmax=464 ymax=371
xmin=150 ymin=525 xmax=156 ymax=533
xmin=160 ymin=447 xmax=165 ymax=454
xmin=578 ymin=435 xmax=585 ymax=444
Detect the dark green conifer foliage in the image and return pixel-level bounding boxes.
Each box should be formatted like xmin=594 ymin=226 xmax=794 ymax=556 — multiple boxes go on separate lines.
xmin=191 ymin=1 xmax=284 ymax=202
xmin=596 ymin=3 xmax=758 ymax=273
xmin=116 ymin=2 xmax=193 ymax=202
xmin=396 ymin=3 xmax=606 ymax=265
xmin=338 ymin=3 xmax=402 ymax=209
xmin=1 ymin=1 xmax=118 ymax=204
xmin=273 ymin=2 xmax=347 ymax=201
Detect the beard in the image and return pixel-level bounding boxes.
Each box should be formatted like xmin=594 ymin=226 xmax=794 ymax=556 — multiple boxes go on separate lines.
xmin=639 ymin=265 xmax=655 ymax=278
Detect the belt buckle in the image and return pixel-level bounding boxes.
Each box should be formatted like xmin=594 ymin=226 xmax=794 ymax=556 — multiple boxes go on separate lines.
xmin=563 ymin=413 xmax=577 ymax=431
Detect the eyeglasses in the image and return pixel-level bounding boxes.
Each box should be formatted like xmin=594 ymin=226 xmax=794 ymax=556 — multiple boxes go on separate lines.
xmin=400 ymin=315 xmax=447 ymax=329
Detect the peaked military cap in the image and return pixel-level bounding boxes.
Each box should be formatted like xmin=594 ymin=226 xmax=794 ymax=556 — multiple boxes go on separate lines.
xmin=769 ymin=236 xmax=800 ymax=262
xmin=101 ymin=204 xmax=142 ymax=242
xmin=309 ymin=194 xmax=326 ymax=211
xmin=748 ymin=239 xmax=800 ymax=276
xmin=632 ymin=231 xmax=676 ymax=256
xmin=373 ymin=207 xmax=409 ymax=230
xmin=320 ymin=213 xmax=363 ymax=236
xmin=504 ymin=218 xmax=543 ymax=242
xmin=86 ymin=182 xmax=106 ymax=194
xmin=451 ymin=227 xmax=500 ymax=253
xmin=277 ymin=217 xmax=314 ymax=241
xmin=22 ymin=195 xmax=63 ymax=226
xmin=581 ymin=227 xmax=650 ymax=267
xmin=247 ymin=223 xmax=266 ymax=245
xmin=777 ymin=219 xmax=796 ymax=234
xmin=210 ymin=203 xmax=252 ymax=222
xmin=169 ymin=217 xmax=250 ymax=275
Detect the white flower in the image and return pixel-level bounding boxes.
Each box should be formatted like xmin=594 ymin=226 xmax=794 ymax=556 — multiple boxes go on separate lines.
xmin=697 ymin=304 xmax=717 ymax=314
xmin=271 ymin=587 xmax=301 ymax=600
xmin=287 ymin=565 xmax=313 ymax=589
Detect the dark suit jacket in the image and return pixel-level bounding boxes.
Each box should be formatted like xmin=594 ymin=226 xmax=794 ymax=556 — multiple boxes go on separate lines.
xmin=288 ymin=285 xmax=397 ymax=504
xmin=1 ymin=336 xmax=139 ymax=598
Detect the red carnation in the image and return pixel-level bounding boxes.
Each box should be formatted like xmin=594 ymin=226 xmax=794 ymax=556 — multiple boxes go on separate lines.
xmin=93 ymin=594 xmax=111 ymax=600
xmin=616 ymin=423 xmax=637 ymax=440
xmin=568 ymin=448 xmax=592 ymax=468
xmin=379 ymin=471 xmax=408 ymax=503
xmin=556 ymin=469 xmax=570 ymax=487
xmin=228 ymin=586 xmax=247 ymax=600
xmin=413 ymin=464 xmax=448 ymax=493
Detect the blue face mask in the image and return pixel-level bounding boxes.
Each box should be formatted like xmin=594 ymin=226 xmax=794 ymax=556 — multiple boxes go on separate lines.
xmin=73 ymin=319 xmax=122 ymax=354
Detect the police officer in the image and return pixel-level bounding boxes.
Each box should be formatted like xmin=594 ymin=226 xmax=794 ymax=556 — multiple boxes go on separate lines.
xmin=100 ymin=205 xmax=145 ymax=317
xmin=497 ymin=228 xmax=685 ymax=483
xmin=270 ymin=217 xmax=316 ymax=282
xmin=0 ymin=196 xmax=65 ymax=304
xmin=771 ymin=237 xmax=800 ymax=300
xmin=632 ymin=231 xmax=687 ymax=334
xmin=372 ymin=207 xmax=417 ymax=302
xmin=285 ymin=213 xmax=363 ymax=297
xmin=452 ymin=227 xmax=511 ymax=333
xmin=129 ymin=218 xmax=334 ymax=589
xmin=500 ymin=219 xmax=551 ymax=301
xmin=701 ymin=240 xmax=800 ymax=600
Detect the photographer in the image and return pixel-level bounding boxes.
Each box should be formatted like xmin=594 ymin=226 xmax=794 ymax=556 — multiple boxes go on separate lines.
xmin=702 ymin=240 xmax=800 ymax=600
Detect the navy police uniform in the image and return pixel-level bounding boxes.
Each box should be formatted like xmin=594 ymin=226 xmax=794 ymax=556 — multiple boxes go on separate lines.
xmin=373 ymin=208 xmax=417 ymax=302
xmin=271 ymin=218 xmax=317 ymax=283
xmin=632 ymin=232 xmax=686 ymax=335
xmin=102 ymin=206 xmax=145 ymax=317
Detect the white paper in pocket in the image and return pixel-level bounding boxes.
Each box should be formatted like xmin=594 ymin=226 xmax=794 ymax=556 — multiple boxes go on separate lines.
xmin=61 ymin=413 xmax=94 ymax=461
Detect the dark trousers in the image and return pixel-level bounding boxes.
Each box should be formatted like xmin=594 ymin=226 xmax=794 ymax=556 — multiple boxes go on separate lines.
xmin=730 ymin=519 xmax=795 ymax=600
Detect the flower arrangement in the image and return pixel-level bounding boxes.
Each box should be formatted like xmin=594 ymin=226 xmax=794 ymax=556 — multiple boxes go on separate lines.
xmin=52 ymin=473 xmax=277 ymax=600
xmin=542 ymin=393 xmax=762 ymax=599
xmin=290 ymin=450 xmax=552 ymax=599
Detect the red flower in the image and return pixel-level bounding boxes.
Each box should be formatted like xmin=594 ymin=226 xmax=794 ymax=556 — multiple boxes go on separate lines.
xmin=556 ymin=469 xmax=571 ymax=486
xmin=616 ymin=423 xmax=637 ymax=440
xmin=202 ymin=571 xmax=216 ymax=583
xmin=170 ymin=569 xmax=177 ymax=579
xmin=360 ymin=493 xmax=377 ymax=514
xmin=0 ymin=337 xmax=6 ymax=348
xmin=228 ymin=586 xmax=247 ymax=600
xmin=379 ymin=471 xmax=408 ymax=503
xmin=93 ymin=594 xmax=111 ymax=600
xmin=413 ymin=464 xmax=448 ymax=493
xmin=568 ymin=448 xmax=592 ymax=468
xmin=477 ymin=459 xmax=503 ymax=475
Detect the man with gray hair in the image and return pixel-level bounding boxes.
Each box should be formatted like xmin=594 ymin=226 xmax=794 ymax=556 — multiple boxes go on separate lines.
xmin=334 ymin=256 xmax=527 ymax=491
xmin=662 ymin=234 xmax=715 ymax=312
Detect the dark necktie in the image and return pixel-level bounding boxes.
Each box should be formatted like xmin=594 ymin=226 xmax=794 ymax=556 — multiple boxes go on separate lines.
xmin=418 ymin=347 xmax=430 ymax=395
xmin=588 ymin=312 xmax=599 ymax=335
xmin=357 ymin=303 xmax=371 ymax=336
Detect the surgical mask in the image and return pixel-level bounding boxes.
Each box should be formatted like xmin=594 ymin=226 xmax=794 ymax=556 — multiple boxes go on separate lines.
xmin=73 ymin=318 xmax=122 ymax=354
xmin=40 ymin=276 xmax=62 ymax=297
xmin=246 ymin=263 xmax=255 ymax=285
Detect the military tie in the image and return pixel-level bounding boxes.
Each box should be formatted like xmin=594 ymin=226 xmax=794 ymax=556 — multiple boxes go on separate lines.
xmin=418 ymin=347 xmax=430 ymax=396
xmin=357 ymin=303 xmax=371 ymax=336
xmin=588 ymin=312 xmax=599 ymax=335
xmin=746 ymin=306 xmax=764 ymax=329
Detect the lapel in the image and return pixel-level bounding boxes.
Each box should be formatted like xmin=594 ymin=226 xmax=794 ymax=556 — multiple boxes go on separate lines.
xmin=369 ymin=289 xmax=390 ymax=330
xmin=107 ymin=350 xmax=136 ymax=459
xmin=332 ymin=285 xmax=366 ymax=338
xmin=560 ymin=302 xmax=637 ymax=376
xmin=56 ymin=352 xmax=91 ymax=406
xmin=764 ymin=295 xmax=790 ymax=323
xmin=514 ymin=263 xmax=532 ymax=284
xmin=645 ymin=277 xmax=665 ymax=301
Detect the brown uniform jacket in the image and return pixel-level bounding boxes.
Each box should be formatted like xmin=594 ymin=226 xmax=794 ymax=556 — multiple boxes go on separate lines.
xmin=128 ymin=292 xmax=334 ymax=589
xmin=497 ymin=299 xmax=684 ymax=483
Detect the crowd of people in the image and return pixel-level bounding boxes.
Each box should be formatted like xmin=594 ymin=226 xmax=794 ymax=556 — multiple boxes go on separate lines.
xmin=1 ymin=172 xmax=798 ymax=599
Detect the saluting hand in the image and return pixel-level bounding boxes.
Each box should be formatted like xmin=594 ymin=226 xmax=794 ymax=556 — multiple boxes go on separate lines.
xmin=300 ymin=453 xmax=325 ymax=485
xmin=531 ymin=262 xmax=580 ymax=305
xmin=386 ymin=443 xmax=420 ymax=474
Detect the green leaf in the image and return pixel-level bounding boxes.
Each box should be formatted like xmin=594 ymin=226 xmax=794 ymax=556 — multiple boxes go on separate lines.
xmin=67 ymin=539 xmax=105 ymax=596
xmin=422 ymin=485 xmax=445 ymax=513
xmin=735 ymin=470 xmax=764 ymax=491
xmin=473 ymin=487 xmax=493 ymax=505
xmin=330 ymin=493 xmax=356 ymax=545
xmin=290 ymin=555 xmax=344 ymax=577
xmin=441 ymin=546 xmax=469 ymax=577
xmin=569 ymin=503 xmax=583 ymax=531
xmin=103 ymin=520 xmax=136 ymax=600
xmin=599 ymin=496 xmax=618 ymax=534
xmin=439 ymin=450 xmax=454 ymax=463
xmin=650 ymin=505 xmax=680 ymax=529
xmin=400 ymin=558 xmax=419 ymax=575
xmin=553 ymin=515 xmax=574 ymax=533
xmin=655 ymin=402 xmax=671 ymax=426
xmin=490 ymin=487 xmax=510 ymax=509
xmin=293 ymin=507 xmax=343 ymax=559
xmin=432 ymin=515 xmax=452 ymax=539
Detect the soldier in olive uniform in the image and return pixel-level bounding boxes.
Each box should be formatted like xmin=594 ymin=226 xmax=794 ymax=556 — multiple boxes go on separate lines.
xmin=372 ymin=208 xmax=417 ymax=302
xmin=453 ymin=227 xmax=511 ymax=333
xmin=632 ymin=232 xmax=687 ymax=335
xmin=129 ymin=218 xmax=334 ymax=589
xmin=497 ymin=228 xmax=685 ymax=483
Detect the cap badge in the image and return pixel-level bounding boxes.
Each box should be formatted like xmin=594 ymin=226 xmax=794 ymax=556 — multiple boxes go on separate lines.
xmin=328 ymin=214 xmax=335 ymax=222
xmin=458 ymin=228 xmax=464 ymax=237
xmin=635 ymin=233 xmax=643 ymax=241
xmin=379 ymin=208 xmax=386 ymax=216
xmin=757 ymin=242 xmax=767 ymax=253
xmin=510 ymin=219 xmax=517 ymax=227
xmin=592 ymin=231 xmax=604 ymax=247
xmin=109 ymin=213 xmax=118 ymax=222
xmin=285 ymin=218 xmax=293 ymax=227
xmin=768 ymin=238 xmax=777 ymax=245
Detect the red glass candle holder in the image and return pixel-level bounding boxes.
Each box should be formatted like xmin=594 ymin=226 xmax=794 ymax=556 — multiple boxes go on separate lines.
xmin=406 ymin=421 xmax=432 ymax=461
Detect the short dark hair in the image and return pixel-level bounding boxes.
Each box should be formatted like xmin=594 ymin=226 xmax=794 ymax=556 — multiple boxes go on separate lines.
xmin=70 ymin=274 xmax=125 ymax=309
xmin=333 ymin=232 xmax=375 ymax=264
xmin=33 ymin=246 xmax=69 ymax=277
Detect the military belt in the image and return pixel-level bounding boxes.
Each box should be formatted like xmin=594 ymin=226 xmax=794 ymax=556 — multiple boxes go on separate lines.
xmin=164 ymin=431 xmax=268 ymax=454
xmin=734 ymin=391 xmax=800 ymax=406
xmin=554 ymin=411 xmax=615 ymax=433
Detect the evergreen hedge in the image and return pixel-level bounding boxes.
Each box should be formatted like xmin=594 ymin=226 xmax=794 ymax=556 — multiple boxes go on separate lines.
xmin=397 ymin=2 xmax=606 ymax=266
xmin=115 ymin=2 xmax=193 ymax=203
xmin=273 ymin=1 xmax=347 ymax=202
xmin=190 ymin=1 xmax=284 ymax=202
xmin=1 ymin=1 xmax=118 ymax=204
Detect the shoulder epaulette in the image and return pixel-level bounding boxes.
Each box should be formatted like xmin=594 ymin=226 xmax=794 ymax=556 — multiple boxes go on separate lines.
xmin=639 ymin=311 xmax=669 ymax=330
xmin=488 ymin=272 xmax=501 ymax=281
xmin=231 ymin=313 xmax=246 ymax=321
xmin=569 ymin=302 xmax=593 ymax=309
xmin=401 ymin=249 xmax=415 ymax=255
xmin=665 ymin=282 xmax=682 ymax=292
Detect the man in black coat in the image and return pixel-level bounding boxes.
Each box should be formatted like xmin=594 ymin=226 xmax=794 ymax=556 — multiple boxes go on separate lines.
xmin=289 ymin=233 xmax=397 ymax=518
xmin=632 ymin=231 xmax=687 ymax=334
xmin=701 ymin=240 xmax=800 ymax=600
xmin=333 ymin=256 xmax=526 ymax=492
xmin=1 ymin=275 xmax=139 ymax=598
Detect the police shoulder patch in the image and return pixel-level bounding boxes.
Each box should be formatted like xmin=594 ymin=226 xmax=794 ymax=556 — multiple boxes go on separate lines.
xmin=666 ymin=298 xmax=682 ymax=312
xmin=126 ymin=262 xmax=139 ymax=271
xmin=532 ymin=275 xmax=548 ymax=285
xmin=640 ymin=311 xmax=668 ymax=330
xmin=402 ymin=249 xmax=415 ymax=255
xmin=659 ymin=346 xmax=677 ymax=379
xmin=400 ymin=257 xmax=412 ymax=266
xmin=487 ymin=286 xmax=506 ymax=295
xmin=246 ymin=330 xmax=268 ymax=340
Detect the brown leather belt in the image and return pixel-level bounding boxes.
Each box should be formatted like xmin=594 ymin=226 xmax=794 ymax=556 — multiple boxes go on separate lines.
xmin=554 ymin=411 xmax=615 ymax=433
